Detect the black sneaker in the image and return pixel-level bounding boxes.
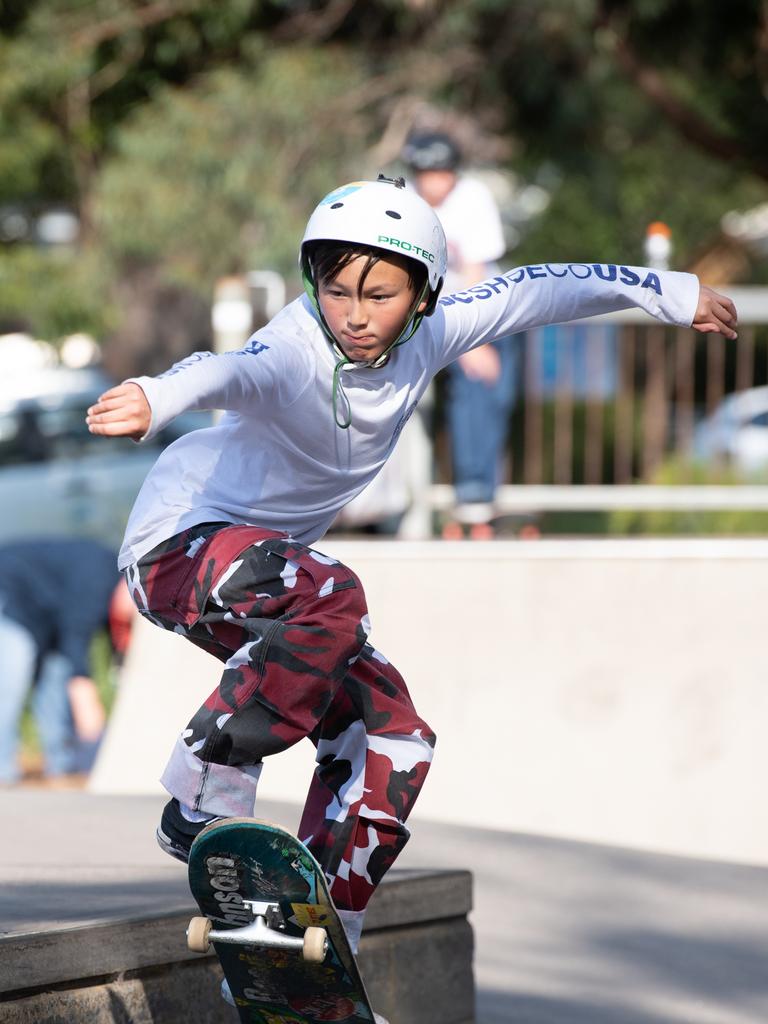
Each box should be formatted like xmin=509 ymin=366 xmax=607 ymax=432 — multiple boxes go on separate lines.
xmin=156 ymin=798 xmax=223 ymax=863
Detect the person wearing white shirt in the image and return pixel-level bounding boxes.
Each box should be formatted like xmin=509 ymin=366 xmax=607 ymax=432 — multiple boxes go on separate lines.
xmin=402 ymin=131 xmax=521 ymax=537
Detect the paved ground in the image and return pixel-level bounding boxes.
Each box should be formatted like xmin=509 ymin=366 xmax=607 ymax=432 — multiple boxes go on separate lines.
xmin=2 ymin=789 xmax=768 ymax=1023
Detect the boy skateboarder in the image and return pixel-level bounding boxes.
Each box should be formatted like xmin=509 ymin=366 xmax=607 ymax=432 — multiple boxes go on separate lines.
xmin=87 ymin=175 xmax=737 ymax=970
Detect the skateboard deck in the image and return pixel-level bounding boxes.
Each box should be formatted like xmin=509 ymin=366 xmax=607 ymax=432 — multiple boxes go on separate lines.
xmin=186 ymin=817 xmax=377 ymax=1024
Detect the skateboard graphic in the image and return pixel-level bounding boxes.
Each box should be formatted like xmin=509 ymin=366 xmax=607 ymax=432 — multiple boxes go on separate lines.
xmin=186 ymin=818 xmax=377 ymax=1023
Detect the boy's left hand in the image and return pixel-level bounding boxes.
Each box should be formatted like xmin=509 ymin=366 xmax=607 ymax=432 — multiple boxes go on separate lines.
xmin=693 ymin=285 xmax=738 ymax=339
xmin=86 ymin=382 xmax=150 ymax=440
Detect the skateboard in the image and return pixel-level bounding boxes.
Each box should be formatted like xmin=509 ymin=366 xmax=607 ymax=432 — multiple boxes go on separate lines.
xmin=186 ymin=817 xmax=377 ymax=1023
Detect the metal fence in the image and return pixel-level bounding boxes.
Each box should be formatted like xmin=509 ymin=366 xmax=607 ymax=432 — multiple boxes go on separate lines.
xmin=435 ymin=289 xmax=767 ymax=487
xmin=507 ymin=321 xmax=765 ymax=486
xmin=410 ymin=286 xmax=768 ymax=534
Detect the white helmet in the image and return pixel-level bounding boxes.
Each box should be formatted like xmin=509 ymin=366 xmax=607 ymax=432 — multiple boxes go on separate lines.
xmin=300 ymin=176 xmax=447 ymax=314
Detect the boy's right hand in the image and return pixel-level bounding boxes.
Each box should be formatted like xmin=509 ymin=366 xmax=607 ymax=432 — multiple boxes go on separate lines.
xmin=86 ymin=382 xmax=150 ymax=440
xmin=692 ymin=285 xmax=738 ymax=339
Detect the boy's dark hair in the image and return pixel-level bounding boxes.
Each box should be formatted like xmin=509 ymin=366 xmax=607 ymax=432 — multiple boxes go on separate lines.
xmin=305 ymin=240 xmax=428 ymax=298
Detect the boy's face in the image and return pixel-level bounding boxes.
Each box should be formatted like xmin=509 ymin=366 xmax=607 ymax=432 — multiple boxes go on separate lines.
xmin=318 ymin=255 xmax=426 ymax=364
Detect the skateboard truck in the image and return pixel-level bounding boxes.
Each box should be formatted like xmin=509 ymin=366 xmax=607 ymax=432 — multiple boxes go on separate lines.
xmin=187 ymin=900 xmax=328 ymax=963
xmin=186 ymin=820 xmax=375 ymax=1017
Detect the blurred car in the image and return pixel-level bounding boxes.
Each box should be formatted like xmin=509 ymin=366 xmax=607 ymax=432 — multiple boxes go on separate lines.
xmin=0 ymin=366 xmax=211 ymax=548
xmin=693 ymin=386 xmax=768 ymax=475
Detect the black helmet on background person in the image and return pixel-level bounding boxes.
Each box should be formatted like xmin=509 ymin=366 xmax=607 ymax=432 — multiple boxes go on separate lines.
xmin=401 ymin=131 xmax=462 ymax=172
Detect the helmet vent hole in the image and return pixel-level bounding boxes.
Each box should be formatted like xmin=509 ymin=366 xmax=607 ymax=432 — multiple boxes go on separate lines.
xmin=330 ymin=202 xmax=344 ymax=209
xmin=385 ymin=210 xmax=402 ymax=219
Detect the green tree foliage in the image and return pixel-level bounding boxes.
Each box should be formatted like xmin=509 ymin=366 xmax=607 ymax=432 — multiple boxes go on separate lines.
xmin=0 ymin=0 xmax=765 ymax=349
xmin=436 ymin=0 xmax=767 ymax=183
xmin=95 ymin=46 xmax=375 ymax=289
xmin=597 ymin=0 xmax=768 ymax=181
xmin=431 ymin=0 xmax=768 ymax=267
xmin=0 ymin=0 xmax=273 ymax=337
xmin=0 ymin=246 xmax=113 ymax=338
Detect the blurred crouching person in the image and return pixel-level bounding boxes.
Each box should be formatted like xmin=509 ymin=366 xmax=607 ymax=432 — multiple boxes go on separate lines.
xmin=0 ymin=538 xmax=134 ymax=784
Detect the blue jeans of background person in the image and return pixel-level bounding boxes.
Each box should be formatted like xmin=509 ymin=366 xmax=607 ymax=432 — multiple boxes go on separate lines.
xmin=446 ymin=335 xmax=521 ymax=508
xmin=0 ymin=611 xmax=79 ymax=782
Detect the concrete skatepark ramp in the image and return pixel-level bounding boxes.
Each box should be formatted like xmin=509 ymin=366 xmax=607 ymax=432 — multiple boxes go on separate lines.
xmin=93 ymin=539 xmax=768 ymax=865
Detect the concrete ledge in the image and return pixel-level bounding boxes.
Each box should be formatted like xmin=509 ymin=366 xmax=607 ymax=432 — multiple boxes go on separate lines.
xmin=0 ymin=961 xmax=227 ymax=1024
xmin=0 ymin=868 xmax=474 ymax=1024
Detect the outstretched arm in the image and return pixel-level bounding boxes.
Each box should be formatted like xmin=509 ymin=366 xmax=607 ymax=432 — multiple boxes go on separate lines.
xmin=87 ymin=382 xmax=150 ymax=440
xmin=85 ymin=336 xmax=295 ymax=442
xmin=435 ymin=264 xmax=738 ymax=368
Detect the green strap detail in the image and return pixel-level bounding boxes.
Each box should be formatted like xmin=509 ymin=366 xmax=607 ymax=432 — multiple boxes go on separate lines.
xmin=304 ymin=263 xmax=354 ymax=429
xmin=332 ymin=355 xmax=353 ymax=429
xmin=301 ymin=264 xmax=323 ymax=319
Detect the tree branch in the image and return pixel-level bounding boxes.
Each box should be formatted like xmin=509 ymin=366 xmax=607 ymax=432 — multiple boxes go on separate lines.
xmin=88 ymin=37 xmax=147 ymax=101
xmin=757 ymin=2 xmax=768 ymax=95
xmin=272 ymin=0 xmax=359 ymax=43
xmin=606 ymin=24 xmax=768 ymax=181
xmin=71 ymin=0 xmax=206 ymax=51
xmin=273 ymin=47 xmax=478 ymax=184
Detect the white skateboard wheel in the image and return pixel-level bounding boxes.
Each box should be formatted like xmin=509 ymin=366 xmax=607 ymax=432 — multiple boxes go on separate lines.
xmin=187 ymin=916 xmax=212 ymax=953
xmin=302 ymin=926 xmax=328 ymax=963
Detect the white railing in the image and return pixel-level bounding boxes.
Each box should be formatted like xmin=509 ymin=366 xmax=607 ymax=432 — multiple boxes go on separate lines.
xmin=427 ymin=483 xmax=768 ymax=513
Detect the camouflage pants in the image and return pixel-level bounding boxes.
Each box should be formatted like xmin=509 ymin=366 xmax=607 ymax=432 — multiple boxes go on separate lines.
xmin=126 ymin=522 xmax=436 ymax=913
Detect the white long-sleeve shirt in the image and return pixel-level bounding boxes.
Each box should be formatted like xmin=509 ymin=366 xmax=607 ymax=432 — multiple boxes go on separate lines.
xmin=431 ymin=175 xmax=506 ymax=288
xmin=118 ymin=263 xmax=699 ymax=568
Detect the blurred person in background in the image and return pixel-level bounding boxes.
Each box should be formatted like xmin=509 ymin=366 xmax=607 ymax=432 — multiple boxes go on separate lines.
xmin=0 ymin=537 xmax=134 ymax=785
xmin=402 ymin=130 xmax=523 ymax=539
